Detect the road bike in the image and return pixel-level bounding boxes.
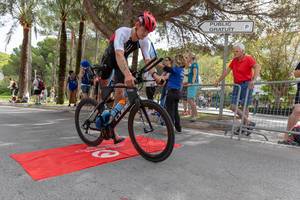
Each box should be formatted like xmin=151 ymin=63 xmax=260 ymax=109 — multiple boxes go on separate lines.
xmin=75 ymin=58 xmax=175 ymax=162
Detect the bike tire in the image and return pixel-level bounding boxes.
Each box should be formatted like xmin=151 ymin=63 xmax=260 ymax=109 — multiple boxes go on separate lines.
xmin=75 ymin=98 xmax=103 ymax=146
xmin=128 ymin=100 xmax=174 ymax=162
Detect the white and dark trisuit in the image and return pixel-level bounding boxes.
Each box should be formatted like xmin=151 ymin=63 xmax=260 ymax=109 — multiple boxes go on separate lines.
xmin=99 ymin=27 xmax=150 ymax=83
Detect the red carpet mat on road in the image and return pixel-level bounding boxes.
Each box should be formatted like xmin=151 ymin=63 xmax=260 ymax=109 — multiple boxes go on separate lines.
xmin=11 ymin=136 xmax=181 ymax=181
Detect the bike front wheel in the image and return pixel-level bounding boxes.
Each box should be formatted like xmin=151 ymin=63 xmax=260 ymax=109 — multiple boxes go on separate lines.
xmin=75 ymin=98 xmax=103 ymax=146
xmin=128 ymin=100 xmax=174 ymax=162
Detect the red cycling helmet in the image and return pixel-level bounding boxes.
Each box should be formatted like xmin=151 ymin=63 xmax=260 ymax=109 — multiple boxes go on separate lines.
xmin=138 ymin=11 xmax=157 ymax=32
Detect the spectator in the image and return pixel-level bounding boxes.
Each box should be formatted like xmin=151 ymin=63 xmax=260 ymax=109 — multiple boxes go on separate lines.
xmin=181 ymin=64 xmax=190 ymax=115
xmin=40 ymin=84 xmax=48 ymax=103
xmin=159 ymin=57 xmax=172 ymax=107
xmin=79 ymin=60 xmax=93 ymax=99
xmin=144 ymin=71 xmax=157 ymax=101
xmin=215 ymin=43 xmax=261 ymax=133
xmin=32 ymin=75 xmax=43 ymax=105
xmin=67 ymin=70 xmax=78 ymax=107
xmin=160 ymin=54 xmax=188 ymax=133
xmin=187 ymin=53 xmax=200 ymax=122
xmin=50 ymin=87 xmax=56 ymax=103
xmin=279 ymin=62 xmax=300 ymax=145
xmin=8 ymin=78 xmax=18 ymax=102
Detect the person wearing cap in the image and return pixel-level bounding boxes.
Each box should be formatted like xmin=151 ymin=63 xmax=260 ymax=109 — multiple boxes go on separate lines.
xmin=215 ymin=43 xmax=261 ymax=134
xmin=79 ymin=60 xmax=93 ymax=99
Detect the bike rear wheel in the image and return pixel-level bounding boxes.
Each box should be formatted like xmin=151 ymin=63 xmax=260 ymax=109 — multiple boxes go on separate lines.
xmin=128 ymin=100 xmax=174 ymax=162
xmin=75 ymin=98 xmax=103 ymax=146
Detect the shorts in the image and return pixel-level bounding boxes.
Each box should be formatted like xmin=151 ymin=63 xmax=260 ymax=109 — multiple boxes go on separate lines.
xmin=33 ymin=89 xmax=41 ymax=95
xmin=99 ymin=44 xmax=125 ymax=84
xmin=231 ymin=81 xmax=253 ymax=106
xmin=81 ymin=85 xmax=90 ymax=94
xmin=187 ymin=85 xmax=198 ymax=99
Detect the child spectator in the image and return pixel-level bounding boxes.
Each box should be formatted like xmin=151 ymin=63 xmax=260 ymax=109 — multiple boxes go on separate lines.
xmin=67 ymin=70 xmax=78 ymax=107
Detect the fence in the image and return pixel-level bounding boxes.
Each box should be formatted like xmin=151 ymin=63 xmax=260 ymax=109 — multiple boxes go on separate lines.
xmin=151 ymin=80 xmax=299 ymax=142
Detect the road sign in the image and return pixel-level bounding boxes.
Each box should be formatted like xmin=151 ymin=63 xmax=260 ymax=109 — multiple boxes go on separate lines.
xmin=199 ymin=20 xmax=254 ymax=34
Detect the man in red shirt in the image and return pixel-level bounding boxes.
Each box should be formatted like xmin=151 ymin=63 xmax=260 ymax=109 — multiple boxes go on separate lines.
xmin=215 ymin=43 xmax=261 ymax=132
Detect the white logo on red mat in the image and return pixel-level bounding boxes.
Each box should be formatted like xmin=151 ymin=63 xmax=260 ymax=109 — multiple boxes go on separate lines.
xmin=91 ymin=150 xmax=120 ymax=158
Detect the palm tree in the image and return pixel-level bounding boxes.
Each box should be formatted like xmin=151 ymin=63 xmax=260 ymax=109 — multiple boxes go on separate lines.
xmin=1 ymin=0 xmax=38 ymax=100
xmin=47 ymin=0 xmax=77 ymax=104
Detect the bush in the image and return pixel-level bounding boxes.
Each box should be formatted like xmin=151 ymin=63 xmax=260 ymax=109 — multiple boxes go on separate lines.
xmin=0 ymin=80 xmax=10 ymax=95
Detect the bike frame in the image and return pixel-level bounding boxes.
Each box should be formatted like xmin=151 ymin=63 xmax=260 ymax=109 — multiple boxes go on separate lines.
xmin=85 ymin=57 xmax=163 ymax=132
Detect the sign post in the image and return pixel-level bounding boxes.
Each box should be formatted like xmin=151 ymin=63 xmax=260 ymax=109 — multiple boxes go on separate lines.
xmin=198 ymin=20 xmax=254 ymax=118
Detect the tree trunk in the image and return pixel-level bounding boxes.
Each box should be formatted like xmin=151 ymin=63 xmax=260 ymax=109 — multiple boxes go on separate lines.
xmin=57 ymin=19 xmax=67 ymax=104
xmin=18 ymin=26 xmax=30 ymax=100
xmin=27 ymin=28 xmax=32 ymax=96
xmin=82 ymin=22 xmax=87 ymax=59
xmin=122 ymin=0 xmax=133 ymax=26
xmin=69 ymin=29 xmax=76 ymax=72
xmin=131 ymin=49 xmax=138 ymax=71
xmin=83 ymin=0 xmax=113 ymax=39
xmin=52 ymin=28 xmax=61 ymax=88
xmin=75 ymin=18 xmax=85 ymax=76
xmin=94 ymin=29 xmax=99 ymax=63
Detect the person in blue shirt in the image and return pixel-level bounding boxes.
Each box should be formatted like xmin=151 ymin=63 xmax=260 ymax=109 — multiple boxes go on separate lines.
xmin=159 ymin=54 xmax=189 ymax=132
xmin=79 ymin=60 xmax=93 ymax=99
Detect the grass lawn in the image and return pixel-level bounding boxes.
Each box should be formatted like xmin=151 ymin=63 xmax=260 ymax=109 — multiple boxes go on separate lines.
xmin=182 ymin=112 xmax=233 ymax=121
xmin=0 ymin=95 xmax=11 ymax=102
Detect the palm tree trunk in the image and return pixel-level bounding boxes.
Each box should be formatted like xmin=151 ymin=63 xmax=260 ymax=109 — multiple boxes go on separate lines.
xmin=81 ymin=21 xmax=87 ymax=60
xmin=94 ymin=29 xmax=99 ymax=63
xmin=18 ymin=26 xmax=30 ymax=100
xmin=69 ymin=29 xmax=75 ymax=72
xmin=75 ymin=18 xmax=85 ymax=75
xmin=27 ymin=28 xmax=32 ymax=96
xmin=52 ymin=28 xmax=61 ymax=88
xmin=57 ymin=19 xmax=67 ymax=104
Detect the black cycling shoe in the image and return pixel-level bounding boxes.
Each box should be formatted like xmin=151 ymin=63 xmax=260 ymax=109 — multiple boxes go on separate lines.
xmin=114 ymin=136 xmax=125 ymax=144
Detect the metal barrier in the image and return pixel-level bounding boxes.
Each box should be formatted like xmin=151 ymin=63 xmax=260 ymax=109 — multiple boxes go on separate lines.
xmin=193 ymin=83 xmax=241 ymax=138
xmin=238 ymin=80 xmax=299 ymax=141
xmin=145 ymin=80 xmax=299 ymax=143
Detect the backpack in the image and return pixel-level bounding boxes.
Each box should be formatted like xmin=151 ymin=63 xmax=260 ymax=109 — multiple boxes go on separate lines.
xmin=68 ymin=78 xmax=78 ymax=91
xmin=38 ymin=80 xmax=45 ymax=90
xmin=81 ymin=69 xmax=93 ymax=85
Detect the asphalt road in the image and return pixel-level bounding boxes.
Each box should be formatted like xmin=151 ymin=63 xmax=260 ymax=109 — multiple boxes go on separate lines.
xmin=0 ymin=105 xmax=299 ymax=200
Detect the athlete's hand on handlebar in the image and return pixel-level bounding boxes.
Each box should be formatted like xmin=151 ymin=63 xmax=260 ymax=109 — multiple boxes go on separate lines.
xmin=124 ymin=73 xmax=136 ymax=87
